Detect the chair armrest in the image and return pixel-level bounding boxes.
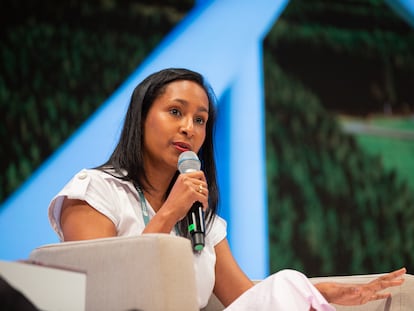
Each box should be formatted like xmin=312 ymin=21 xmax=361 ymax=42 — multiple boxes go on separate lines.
xmin=29 ymin=234 xmax=199 ymax=311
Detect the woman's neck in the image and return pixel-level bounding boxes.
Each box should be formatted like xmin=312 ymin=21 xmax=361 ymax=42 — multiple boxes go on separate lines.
xmin=141 ymin=167 xmax=175 ymax=212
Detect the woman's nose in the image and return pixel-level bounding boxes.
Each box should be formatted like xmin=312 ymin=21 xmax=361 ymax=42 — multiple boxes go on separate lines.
xmin=180 ymin=117 xmax=194 ymax=136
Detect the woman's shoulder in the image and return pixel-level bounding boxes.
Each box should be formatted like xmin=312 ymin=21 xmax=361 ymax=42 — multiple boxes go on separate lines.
xmin=74 ymin=167 xmax=128 ymax=182
xmin=212 ymin=214 xmax=227 ymax=228
xmin=62 ymin=168 xmax=133 ymax=195
xmin=206 ymin=214 xmax=227 ymax=246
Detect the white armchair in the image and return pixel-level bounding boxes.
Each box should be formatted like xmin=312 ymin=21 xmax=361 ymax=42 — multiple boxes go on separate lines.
xmin=29 ymin=234 xmax=414 ymax=311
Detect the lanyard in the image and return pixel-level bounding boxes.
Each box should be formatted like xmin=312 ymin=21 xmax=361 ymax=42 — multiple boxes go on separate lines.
xmin=135 ymin=185 xmax=180 ymax=235
xmin=136 ymin=186 xmax=150 ymax=225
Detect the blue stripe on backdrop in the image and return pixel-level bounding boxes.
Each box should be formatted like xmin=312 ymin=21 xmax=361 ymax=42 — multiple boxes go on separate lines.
xmin=385 ymin=0 xmax=414 ymax=29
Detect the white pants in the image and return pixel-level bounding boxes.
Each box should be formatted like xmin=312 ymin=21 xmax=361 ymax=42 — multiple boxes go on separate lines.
xmin=224 ymin=269 xmax=336 ymax=311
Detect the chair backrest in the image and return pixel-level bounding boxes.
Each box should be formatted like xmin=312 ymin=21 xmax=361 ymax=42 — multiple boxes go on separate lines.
xmin=29 ymin=234 xmax=199 ymax=311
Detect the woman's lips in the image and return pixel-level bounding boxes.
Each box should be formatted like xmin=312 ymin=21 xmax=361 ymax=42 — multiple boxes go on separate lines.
xmin=173 ymin=142 xmax=191 ymax=152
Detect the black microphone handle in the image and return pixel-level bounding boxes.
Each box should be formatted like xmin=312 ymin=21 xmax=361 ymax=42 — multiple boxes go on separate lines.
xmin=187 ymin=201 xmax=205 ymax=252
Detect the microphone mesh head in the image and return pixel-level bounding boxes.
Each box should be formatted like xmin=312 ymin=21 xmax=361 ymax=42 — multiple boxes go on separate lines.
xmin=178 ymin=151 xmax=201 ymax=173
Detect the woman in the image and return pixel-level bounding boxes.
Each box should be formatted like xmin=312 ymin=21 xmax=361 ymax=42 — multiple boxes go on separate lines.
xmin=49 ymin=68 xmax=405 ymax=310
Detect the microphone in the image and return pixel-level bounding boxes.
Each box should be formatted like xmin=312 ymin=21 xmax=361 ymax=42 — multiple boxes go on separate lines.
xmin=177 ymin=151 xmax=205 ymax=252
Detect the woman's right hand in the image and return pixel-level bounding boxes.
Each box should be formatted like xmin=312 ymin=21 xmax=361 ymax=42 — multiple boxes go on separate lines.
xmin=142 ymin=170 xmax=209 ymax=234
xmin=164 ymin=171 xmax=209 ymax=222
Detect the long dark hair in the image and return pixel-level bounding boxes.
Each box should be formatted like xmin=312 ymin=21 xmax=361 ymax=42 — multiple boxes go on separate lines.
xmin=98 ymin=68 xmax=219 ymax=232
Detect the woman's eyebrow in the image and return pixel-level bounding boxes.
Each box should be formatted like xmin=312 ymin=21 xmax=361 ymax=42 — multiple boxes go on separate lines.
xmin=173 ymin=98 xmax=209 ymax=113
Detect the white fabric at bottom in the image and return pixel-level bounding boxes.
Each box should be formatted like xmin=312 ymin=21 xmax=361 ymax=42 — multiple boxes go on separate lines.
xmin=225 ymin=269 xmax=336 ymax=311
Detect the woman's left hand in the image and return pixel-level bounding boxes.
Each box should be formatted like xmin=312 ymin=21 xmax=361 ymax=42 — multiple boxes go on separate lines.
xmin=315 ymin=267 xmax=406 ymax=305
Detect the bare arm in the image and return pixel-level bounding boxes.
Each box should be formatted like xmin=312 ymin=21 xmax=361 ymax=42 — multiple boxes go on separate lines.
xmin=213 ymin=238 xmax=254 ymax=307
xmin=60 ymin=198 xmax=117 ymax=241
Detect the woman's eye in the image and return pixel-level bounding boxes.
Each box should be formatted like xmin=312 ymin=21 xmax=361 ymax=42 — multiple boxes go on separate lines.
xmin=170 ymin=108 xmax=181 ymax=116
xmin=195 ymin=117 xmax=205 ymax=125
